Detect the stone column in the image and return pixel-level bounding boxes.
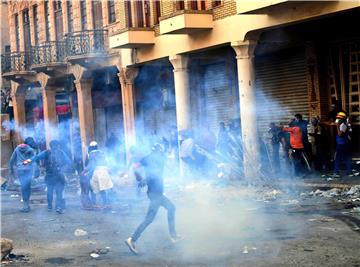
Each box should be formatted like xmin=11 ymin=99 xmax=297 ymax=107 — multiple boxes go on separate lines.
xmin=169 ymin=54 xmax=191 ymax=181
xmin=74 ymin=79 xmax=94 ymax=159
xmin=11 ymin=82 xmax=26 ymax=144
xmin=41 ymin=87 xmax=58 ymax=148
xmin=118 ymin=67 xmax=139 ymax=161
xmin=169 ymin=54 xmax=191 ymax=131
xmin=231 ymin=40 xmax=261 ymax=179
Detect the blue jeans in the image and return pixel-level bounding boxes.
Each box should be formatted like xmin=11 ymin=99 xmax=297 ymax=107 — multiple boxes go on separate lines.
xmin=334 ymin=144 xmax=352 ymax=174
xmin=46 ymin=179 xmax=65 ymax=210
xmin=17 ymin=170 xmax=32 ymax=203
xmin=132 ymin=194 xmax=176 ymax=242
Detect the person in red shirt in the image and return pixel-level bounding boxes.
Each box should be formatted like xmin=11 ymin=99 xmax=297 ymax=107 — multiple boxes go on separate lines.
xmin=283 ymin=120 xmax=305 ymax=177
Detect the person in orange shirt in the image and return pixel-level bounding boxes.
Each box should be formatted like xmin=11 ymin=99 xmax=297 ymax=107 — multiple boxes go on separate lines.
xmin=283 ymin=120 xmax=305 ymax=177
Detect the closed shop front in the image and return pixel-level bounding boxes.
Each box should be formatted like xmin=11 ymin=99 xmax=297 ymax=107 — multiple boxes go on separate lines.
xmin=199 ymin=60 xmax=239 ymax=134
xmin=135 ymin=65 xmax=176 ymax=147
xmin=255 ymin=48 xmax=309 ymax=137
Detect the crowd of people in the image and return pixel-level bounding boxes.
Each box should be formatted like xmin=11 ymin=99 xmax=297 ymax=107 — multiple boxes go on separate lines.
xmin=8 ymin=135 xmax=180 ymax=255
xmin=5 ymin=101 xmax=355 ymax=254
xmin=7 ymin=106 xmax=355 ymax=213
xmin=266 ymin=109 xmax=353 ymax=178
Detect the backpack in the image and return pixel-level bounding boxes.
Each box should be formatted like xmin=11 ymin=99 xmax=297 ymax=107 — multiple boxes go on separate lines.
xmin=45 ymin=150 xmax=62 ymax=174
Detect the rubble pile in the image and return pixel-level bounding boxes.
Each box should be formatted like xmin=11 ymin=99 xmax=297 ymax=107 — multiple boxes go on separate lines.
xmin=1 ymin=238 xmax=13 ymax=260
xmin=307 ymin=185 xmax=360 ymax=212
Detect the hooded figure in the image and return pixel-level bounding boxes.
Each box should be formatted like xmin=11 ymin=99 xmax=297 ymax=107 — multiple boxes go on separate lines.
xmin=26 ymin=140 xmax=72 ymax=214
xmin=9 ymin=138 xmax=35 ymax=212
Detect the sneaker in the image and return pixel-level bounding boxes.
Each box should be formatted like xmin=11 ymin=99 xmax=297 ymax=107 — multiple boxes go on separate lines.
xmin=170 ymin=235 xmax=183 ymax=244
xmin=19 ymin=207 xmax=30 ymax=213
xmin=125 ymin=237 xmax=138 ymax=255
xmin=56 ymin=208 xmax=63 ymax=214
xmin=48 ymin=207 xmax=52 ymax=212
xmin=332 ymin=173 xmax=341 ymax=178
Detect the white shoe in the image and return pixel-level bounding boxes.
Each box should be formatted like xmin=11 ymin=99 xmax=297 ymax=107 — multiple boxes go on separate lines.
xmin=125 ymin=237 xmax=138 ymax=255
xmin=170 ymin=235 xmax=183 ymax=244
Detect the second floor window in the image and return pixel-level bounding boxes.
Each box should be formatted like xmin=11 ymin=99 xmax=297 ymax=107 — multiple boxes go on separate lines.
xmin=176 ymin=0 xmax=185 ymax=10
xmin=213 ymin=0 xmax=222 ymax=7
xmin=45 ymin=0 xmax=51 ymax=41
xmin=33 ymin=5 xmax=39 ymax=45
xmin=67 ymin=1 xmax=73 ymax=32
xmin=80 ymin=0 xmax=87 ymax=30
xmin=15 ymin=14 xmax=20 ymax=51
xmin=23 ymin=9 xmax=31 ymax=50
xmin=126 ymin=1 xmax=132 ymax=27
xmin=108 ymin=0 xmax=116 ymax=23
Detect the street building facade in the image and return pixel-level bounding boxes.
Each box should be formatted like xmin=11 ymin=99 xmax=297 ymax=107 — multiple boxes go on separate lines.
xmin=1 ymin=0 xmax=360 ymax=177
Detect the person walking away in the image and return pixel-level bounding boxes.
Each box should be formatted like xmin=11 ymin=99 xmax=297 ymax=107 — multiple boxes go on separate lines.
xmin=9 ymin=137 xmax=35 ymax=212
xmin=268 ymin=122 xmax=281 ymax=173
xmin=125 ymin=141 xmax=181 ymax=255
xmin=84 ymin=143 xmax=113 ymax=207
xmin=333 ymin=112 xmax=352 ymax=177
xmin=25 ymin=140 xmax=72 ymax=214
xmin=80 ymin=141 xmax=98 ymax=209
xmin=282 ymin=120 xmax=305 ymax=177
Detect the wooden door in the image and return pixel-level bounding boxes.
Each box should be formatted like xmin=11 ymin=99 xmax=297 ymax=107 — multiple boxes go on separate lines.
xmin=92 ymin=0 xmax=103 ymax=29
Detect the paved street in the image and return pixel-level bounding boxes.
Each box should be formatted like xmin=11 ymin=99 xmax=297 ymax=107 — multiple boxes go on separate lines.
xmin=1 ymin=180 xmax=360 ymax=267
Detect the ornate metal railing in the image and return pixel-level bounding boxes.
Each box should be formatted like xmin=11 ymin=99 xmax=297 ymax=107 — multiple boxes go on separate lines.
xmin=1 ymin=52 xmax=32 ymax=73
xmin=31 ymin=41 xmax=66 ymax=66
xmin=65 ymin=29 xmax=108 ymax=57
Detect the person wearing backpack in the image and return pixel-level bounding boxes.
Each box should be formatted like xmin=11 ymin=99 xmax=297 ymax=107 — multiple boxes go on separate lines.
xmin=25 ymin=140 xmax=72 ymax=214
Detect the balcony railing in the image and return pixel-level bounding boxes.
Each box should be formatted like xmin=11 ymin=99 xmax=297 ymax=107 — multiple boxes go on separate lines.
xmin=66 ymin=29 xmax=108 ymax=57
xmin=31 ymin=41 xmax=66 ymax=66
xmin=1 ymin=30 xmax=110 ymax=75
xmin=1 ymin=52 xmax=32 ymax=73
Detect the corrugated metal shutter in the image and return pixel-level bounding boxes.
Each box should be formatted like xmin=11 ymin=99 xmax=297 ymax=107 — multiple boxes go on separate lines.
xmin=204 ymin=62 xmax=234 ymax=133
xmin=255 ymin=50 xmax=309 ymax=137
xmin=94 ymin=108 xmax=107 ymax=147
xmin=105 ymin=105 xmax=124 ymax=139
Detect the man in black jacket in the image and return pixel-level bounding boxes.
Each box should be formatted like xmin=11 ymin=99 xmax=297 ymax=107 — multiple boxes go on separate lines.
xmin=25 ymin=140 xmax=71 ymax=214
xmin=125 ymin=142 xmax=181 ymax=255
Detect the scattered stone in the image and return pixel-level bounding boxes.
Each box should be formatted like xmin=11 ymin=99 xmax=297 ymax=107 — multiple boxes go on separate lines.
xmin=1 ymin=238 xmax=13 ymax=260
xmin=90 ymin=253 xmax=99 ymax=259
xmin=308 ymin=218 xmax=335 ymax=223
xmin=74 ymin=228 xmax=88 ymax=236
xmin=92 ymin=247 xmax=110 ymax=255
xmin=346 ymin=185 xmax=360 ymax=196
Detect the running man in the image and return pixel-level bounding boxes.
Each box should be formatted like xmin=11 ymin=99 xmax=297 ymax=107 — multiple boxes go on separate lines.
xmin=125 ymin=142 xmax=181 ymax=255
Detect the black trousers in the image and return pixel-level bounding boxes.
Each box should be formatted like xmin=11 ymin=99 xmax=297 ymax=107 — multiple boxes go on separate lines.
xmin=132 ymin=194 xmax=176 ymax=242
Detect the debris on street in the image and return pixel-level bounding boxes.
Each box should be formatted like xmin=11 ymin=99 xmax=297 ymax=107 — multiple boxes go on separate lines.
xmin=90 ymin=253 xmax=100 ymax=259
xmin=1 ymin=238 xmax=13 ymax=260
xmin=74 ymin=229 xmax=88 ymax=237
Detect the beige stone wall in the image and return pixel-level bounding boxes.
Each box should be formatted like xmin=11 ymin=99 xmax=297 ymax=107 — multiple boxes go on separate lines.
xmin=1 ymin=2 xmax=10 ymax=54
xmin=213 ymin=0 xmax=237 ymax=20
xmin=160 ymin=0 xmax=175 ymax=16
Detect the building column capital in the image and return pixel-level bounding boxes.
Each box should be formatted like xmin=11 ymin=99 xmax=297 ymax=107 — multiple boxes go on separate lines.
xmin=118 ymin=67 xmax=139 ymax=85
xmin=69 ymin=64 xmax=91 ymax=82
xmin=74 ymin=78 xmax=93 ymax=91
xmin=169 ymin=54 xmax=189 ymax=72
xmin=10 ymin=82 xmax=24 ymax=99
xmin=231 ymin=40 xmax=257 ymax=60
xmin=37 ymin=72 xmax=51 ymax=89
